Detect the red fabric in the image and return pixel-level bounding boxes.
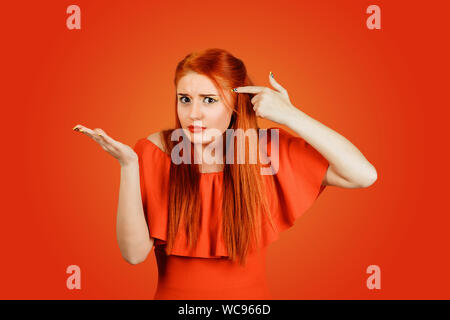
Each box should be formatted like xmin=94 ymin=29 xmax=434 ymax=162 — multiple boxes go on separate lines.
xmin=133 ymin=127 xmax=329 ymax=299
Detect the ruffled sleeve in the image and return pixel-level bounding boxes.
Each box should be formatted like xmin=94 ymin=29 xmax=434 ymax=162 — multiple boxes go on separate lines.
xmin=259 ymin=127 xmax=330 ymax=245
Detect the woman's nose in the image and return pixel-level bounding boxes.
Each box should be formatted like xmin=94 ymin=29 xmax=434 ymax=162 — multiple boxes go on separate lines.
xmin=189 ymin=102 xmax=202 ymax=120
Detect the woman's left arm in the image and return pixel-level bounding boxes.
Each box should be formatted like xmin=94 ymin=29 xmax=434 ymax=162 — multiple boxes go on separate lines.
xmin=233 ymin=72 xmax=378 ymax=189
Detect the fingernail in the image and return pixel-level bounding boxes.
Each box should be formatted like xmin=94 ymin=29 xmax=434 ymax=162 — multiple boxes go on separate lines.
xmin=269 ymin=71 xmax=274 ymax=78
xmin=98 ymin=132 xmax=103 ymax=136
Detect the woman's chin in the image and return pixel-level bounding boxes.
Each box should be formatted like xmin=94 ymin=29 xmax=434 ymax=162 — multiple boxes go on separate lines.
xmin=189 ymin=135 xmax=213 ymax=145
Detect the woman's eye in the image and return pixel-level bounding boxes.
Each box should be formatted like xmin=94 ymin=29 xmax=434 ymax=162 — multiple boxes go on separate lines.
xmin=179 ymin=96 xmax=190 ymax=103
xmin=204 ymin=97 xmax=218 ymax=104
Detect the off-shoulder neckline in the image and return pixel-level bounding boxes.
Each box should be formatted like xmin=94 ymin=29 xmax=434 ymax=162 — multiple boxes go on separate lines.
xmin=141 ymin=137 xmax=224 ymax=175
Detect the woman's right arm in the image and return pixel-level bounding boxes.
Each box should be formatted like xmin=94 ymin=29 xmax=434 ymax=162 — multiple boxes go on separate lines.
xmin=116 ymin=161 xmax=153 ymax=265
xmin=73 ymin=124 xmax=153 ymax=265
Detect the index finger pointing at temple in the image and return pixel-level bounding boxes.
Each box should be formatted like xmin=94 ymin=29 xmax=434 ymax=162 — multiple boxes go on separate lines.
xmin=232 ymin=86 xmax=266 ymax=94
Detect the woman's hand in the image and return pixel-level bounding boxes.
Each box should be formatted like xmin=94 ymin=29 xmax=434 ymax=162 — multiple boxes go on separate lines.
xmin=72 ymin=125 xmax=138 ymax=167
xmin=233 ymin=71 xmax=299 ymax=126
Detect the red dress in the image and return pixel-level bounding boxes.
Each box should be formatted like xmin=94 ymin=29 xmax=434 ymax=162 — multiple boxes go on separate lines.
xmin=133 ymin=127 xmax=329 ymax=299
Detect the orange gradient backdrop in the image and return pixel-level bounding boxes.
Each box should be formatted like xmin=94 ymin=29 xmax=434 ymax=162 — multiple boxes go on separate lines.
xmin=1 ymin=0 xmax=449 ymax=299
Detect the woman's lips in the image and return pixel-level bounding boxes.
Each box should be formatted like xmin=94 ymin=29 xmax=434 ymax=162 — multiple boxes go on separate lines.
xmin=188 ymin=125 xmax=206 ymax=133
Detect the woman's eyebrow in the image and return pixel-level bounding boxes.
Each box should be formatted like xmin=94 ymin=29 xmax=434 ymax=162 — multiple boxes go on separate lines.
xmin=177 ymin=93 xmax=219 ymax=97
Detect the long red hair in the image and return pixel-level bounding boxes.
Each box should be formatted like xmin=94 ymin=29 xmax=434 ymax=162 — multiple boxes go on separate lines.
xmin=160 ymin=48 xmax=276 ymax=265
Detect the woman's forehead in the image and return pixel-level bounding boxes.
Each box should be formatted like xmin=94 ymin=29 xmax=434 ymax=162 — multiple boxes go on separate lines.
xmin=177 ymin=73 xmax=218 ymax=94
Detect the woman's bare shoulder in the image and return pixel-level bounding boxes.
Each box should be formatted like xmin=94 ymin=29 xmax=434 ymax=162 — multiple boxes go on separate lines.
xmin=146 ymin=131 xmax=166 ymax=153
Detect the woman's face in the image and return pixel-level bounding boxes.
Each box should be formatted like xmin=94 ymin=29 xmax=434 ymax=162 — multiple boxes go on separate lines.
xmin=177 ymin=72 xmax=233 ymax=145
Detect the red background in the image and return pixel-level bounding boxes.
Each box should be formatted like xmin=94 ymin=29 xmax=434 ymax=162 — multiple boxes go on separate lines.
xmin=1 ymin=0 xmax=448 ymax=299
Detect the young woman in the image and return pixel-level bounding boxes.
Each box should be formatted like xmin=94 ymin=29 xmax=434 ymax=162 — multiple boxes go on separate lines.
xmin=73 ymin=48 xmax=377 ymax=300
